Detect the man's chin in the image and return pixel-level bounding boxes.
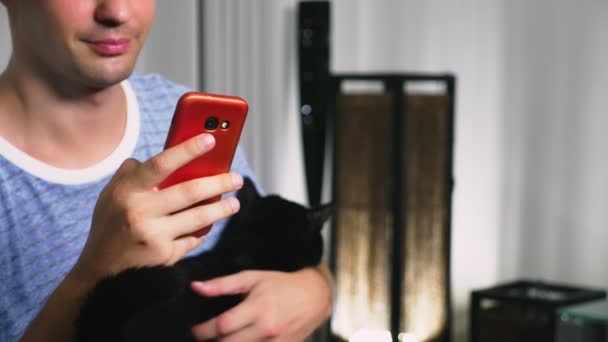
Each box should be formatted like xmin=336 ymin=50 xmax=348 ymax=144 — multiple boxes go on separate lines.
xmin=79 ymin=65 xmax=135 ymax=89
xmin=69 ymin=48 xmax=142 ymax=89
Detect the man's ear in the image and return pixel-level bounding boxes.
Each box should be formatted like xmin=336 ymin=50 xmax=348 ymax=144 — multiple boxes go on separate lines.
xmin=307 ymin=203 xmax=334 ymax=230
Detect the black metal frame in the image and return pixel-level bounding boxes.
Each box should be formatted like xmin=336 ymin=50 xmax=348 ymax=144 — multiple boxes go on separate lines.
xmin=470 ymin=280 xmax=607 ymax=342
xmin=324 ymin=73 xmax=456 ymax=342
xmin=298 ymin=1 xmax=331 ymax=207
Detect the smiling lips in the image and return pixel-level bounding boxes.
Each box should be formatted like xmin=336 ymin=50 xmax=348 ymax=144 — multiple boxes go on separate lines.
xmin=87 ymin=38 xmax=131 ymax=56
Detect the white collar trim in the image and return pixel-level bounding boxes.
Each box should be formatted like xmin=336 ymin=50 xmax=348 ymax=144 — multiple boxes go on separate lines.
xmin=0 ymin=80 xmax=140 ymax=185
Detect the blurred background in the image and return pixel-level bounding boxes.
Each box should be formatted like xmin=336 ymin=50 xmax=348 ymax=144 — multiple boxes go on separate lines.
xmin=2 ymin=0 xmax=607 ymax=341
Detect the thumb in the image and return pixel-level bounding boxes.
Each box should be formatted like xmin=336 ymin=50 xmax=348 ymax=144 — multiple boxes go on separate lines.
xmin=116 ymin=158 xmax=140 ymax=175
xmin=191 ymin=271 xmax=260 ymax=297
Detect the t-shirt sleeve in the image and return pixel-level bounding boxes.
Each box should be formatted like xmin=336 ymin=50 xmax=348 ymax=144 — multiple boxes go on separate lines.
xmin=186 ymin=144 xmax=263 ymax=255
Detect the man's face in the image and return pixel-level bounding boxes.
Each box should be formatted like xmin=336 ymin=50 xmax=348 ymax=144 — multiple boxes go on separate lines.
xmin=8 ymin=0 xmax=155 ymax=88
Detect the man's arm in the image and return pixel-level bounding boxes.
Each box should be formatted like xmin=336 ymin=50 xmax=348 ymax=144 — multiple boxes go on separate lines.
xmin=21 ymin=271 xmax=94 ymax=341
xmin=21 ymin=134 xmax=242 ymax=341
xmin=313 ymin=262 xmax=335 ymax=316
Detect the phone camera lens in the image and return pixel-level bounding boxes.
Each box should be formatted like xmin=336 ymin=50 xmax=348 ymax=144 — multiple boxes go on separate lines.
xmin=205 ymin=117 xmax=219 ymax=130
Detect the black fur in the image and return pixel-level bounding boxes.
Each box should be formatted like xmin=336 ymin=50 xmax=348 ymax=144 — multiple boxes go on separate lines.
xmin=75 ymin=178 xmax=332 ymax=341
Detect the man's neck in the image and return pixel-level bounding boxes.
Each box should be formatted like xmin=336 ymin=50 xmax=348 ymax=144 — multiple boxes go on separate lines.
xmin=0 ymin=58 xmax=128 ymax=169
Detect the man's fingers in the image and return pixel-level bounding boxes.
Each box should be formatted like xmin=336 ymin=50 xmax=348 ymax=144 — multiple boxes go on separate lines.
xmin=190 ymin=280 xmax=259 ymax=341
xmin=191 ymin=271 xmax=258 ymax=297
xmin=172 ymin=235 xmax=205 ymax=261
xmin=218 ymin=324 xmax=280 ymax=342
xmin=150 ymin=173 xmax=243 ymax=216
xmin=192 ymin=312 xmax=282 ymax=342
xmin=191 ymin=317 xmax=220 ymax=340
xmin=206 ymin=298 xmax=259 ymax=337
xmin=135 ymin=133 xmax=215 ymax=188
xmin=161 ymin=197 xmax=240 ymax=238
xmin=191 ymin=320 xmax=259 ymax=342
xmin=217 ymin=308 xmax=256 ymax=338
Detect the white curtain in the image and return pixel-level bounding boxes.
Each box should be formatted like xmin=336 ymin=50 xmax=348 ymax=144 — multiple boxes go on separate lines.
xmin=202 ymin=0 xmax=307 ymax=204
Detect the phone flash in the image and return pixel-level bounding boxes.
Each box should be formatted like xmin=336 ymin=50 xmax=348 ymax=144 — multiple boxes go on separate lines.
xmin=220 ymin=120 xmax=230 ymax=129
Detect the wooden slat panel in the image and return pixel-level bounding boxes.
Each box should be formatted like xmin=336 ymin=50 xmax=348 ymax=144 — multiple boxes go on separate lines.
xmin=332 ymin=94 xmax=394 ymax=339
xmin=331 ymin=93 xmax=451 ymax=342
xmin=401 ymin=95 xmax=450 ymax=342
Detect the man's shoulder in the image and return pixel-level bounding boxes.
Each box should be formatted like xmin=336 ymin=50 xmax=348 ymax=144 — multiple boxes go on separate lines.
xmin=127 ymin=72 xmax=191 ymax=93
xmin=127 ymin=72 xmax=191 ymax=111
xmin=124 ymin=73 xmax=189 ymax=160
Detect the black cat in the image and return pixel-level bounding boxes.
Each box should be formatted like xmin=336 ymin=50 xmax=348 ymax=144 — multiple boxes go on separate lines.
xmin=75 ymin=178 xmax=332 ymax=342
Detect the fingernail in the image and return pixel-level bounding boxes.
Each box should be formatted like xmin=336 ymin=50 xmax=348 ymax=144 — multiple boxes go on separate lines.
xmin=198 ymin=134 xmax=215 ymax=149
xmin=229 ymin=197 xmax=240 ymax=212
xmin=192 ymin=281 xmax=207 ymax=289
xmin=192 ymin=281 xmax=211 ymax=293
xmin=232 ymin=173 xmax=243 ymax=188
xmin=192 ymin=281 xmax=219 ymax=296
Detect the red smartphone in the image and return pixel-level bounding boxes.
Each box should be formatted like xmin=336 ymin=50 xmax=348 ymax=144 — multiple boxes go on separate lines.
xmin=158 ymin=91 xmax=248 ymax=237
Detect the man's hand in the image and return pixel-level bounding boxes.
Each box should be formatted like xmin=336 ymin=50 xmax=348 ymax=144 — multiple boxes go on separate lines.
xmin=21 ymin=133 xmax=244 ymax=342
xmin=190 ymin=266 xmax=333 ymax=342
xmin=72 ymin=133 xmax=243 ymax=282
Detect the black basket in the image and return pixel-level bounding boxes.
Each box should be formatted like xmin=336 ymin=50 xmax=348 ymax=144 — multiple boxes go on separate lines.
xmin=470 ymin=280 xmax=606 ymax=342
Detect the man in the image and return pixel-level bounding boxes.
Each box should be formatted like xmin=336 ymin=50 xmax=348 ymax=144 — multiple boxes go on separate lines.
xmin=0 ymin=1 xmax=333 ymax=341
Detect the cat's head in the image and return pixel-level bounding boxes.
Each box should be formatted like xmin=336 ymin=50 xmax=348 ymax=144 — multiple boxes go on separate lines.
xmin=215 ymin=177 xmax=333 ymax=271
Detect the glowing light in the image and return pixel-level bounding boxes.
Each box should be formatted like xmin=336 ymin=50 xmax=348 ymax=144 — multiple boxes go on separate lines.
xmin=349 ymin=329 xmax=392 ymax=342
xmin=398 ymin=332 xmax=419 ymax=342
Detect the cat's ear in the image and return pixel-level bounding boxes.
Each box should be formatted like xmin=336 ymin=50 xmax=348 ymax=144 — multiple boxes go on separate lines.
xmin=237 ymin=177 xmax=261 ymax=210
xmin=307 ymin=202 xmax=334 ymax=230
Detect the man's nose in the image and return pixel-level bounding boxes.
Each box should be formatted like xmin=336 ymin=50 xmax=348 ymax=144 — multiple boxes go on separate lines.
xmin=94 ymin=0 xmax=133 ymax=27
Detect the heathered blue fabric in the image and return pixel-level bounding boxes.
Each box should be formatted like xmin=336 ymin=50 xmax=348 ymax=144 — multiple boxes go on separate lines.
xmin=0 ymin=73 xmax=257 ymax=341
